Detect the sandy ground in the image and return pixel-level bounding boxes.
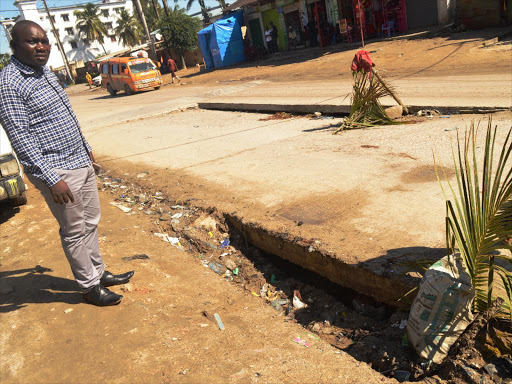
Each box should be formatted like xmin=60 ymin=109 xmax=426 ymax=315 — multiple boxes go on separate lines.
xmin=1 ymin=31 xmax=512 ymax=383
xmin=0 ymin=187 xmax=395 ymax=384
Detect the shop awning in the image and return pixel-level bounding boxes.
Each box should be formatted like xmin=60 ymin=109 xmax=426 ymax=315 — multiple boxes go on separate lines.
xmin=224 ymin=0 xmax=258 ymax=11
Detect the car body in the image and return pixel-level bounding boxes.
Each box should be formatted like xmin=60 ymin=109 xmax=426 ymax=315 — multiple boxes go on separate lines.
xmin=92 ymin=75 xmax=102 ymax=87
xmin=100 ymin=57 xmax=162 ymax=96
xmin=0 ymin=123 xmax=27 ymax=207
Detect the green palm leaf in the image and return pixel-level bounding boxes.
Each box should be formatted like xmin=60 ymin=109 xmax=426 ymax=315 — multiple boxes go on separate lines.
xmin=439 ymin=119 xmax=512 ymax=321
xmin=74 ymin=3 xmax=108 ymax=54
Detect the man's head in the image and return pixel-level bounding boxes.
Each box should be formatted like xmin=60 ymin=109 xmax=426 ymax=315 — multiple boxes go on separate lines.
xmin=10 ymin=20 xmax=51 ymax=69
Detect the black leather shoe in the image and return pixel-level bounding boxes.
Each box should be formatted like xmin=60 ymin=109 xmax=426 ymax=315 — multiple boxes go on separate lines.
xmin=100 ymin=270 xmax=134 ymax=287
xmin=83 ymin=285 xmax=123 ymax=306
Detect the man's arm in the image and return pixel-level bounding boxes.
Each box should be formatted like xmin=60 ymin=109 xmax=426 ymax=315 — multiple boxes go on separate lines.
xmin=0 ymin=83 xmax=74 ymax=204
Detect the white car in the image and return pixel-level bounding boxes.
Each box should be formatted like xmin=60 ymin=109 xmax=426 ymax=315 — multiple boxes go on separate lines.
xmin=92 ymin=75 xmax=102 ymax=87
xmin=0 ymin=123 xmax=27 ymax=207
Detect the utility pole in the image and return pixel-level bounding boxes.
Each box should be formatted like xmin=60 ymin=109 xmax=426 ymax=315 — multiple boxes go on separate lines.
xmin=42 ymin=0 xmax=74 ymax=83
xmin=150 ymin=0 xmax=160 ymax=18
xmin=161 ymin=0 xmax=170 ymax=17
xmin=133 ymin=0 xmax=157 ymax=59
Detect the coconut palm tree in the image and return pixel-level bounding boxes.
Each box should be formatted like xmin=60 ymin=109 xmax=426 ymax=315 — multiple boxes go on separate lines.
xmin=74 ymin=3 xmax=108 ymax=54
xmin=175 ymin=0 xmax=210 ymax=24
xmin=114 ymin=9 xmax=142 ymax=47
xmin=439 ymin=119 xmax=512 ymax=321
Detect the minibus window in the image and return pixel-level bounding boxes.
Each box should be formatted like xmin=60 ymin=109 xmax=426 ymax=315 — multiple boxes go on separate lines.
xmin=128 ymin=61 xmax=155 ymax=74
xmin=120 ymin=64 xmax=127 ymax=74
xmin=112 ymin=64 xmax=119 ymax=75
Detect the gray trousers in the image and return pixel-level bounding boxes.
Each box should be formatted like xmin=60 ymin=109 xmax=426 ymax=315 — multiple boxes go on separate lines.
xmin=27 ymin=165 xmax=105 ymax=291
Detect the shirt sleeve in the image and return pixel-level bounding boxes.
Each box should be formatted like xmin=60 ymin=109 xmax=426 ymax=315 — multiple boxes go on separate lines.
xmin=0 ymin=84 xmax=61 ymax=187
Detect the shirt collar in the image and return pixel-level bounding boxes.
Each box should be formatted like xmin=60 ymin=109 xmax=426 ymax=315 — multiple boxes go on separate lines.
xmin=11 ymin=56 xmax=49 ymax=76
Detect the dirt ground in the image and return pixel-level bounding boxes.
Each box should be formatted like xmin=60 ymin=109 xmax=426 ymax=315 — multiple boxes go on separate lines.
xmin=0 ymin=185 xmax=397 ymax=384
xmin=2 ymin=29 xmax=512 ymax=383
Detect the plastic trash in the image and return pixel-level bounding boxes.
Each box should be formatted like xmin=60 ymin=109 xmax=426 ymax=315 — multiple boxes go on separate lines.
xmin=232 ymin=267 xmax=239 ymax=276
xmin=399 ymin=319 xmax=408 ymax=329
xmin=122 ymin=254 xmax=150 ymax=261
xmin=220 ymin=239 xmax=230 ymax=248
xmin=293 ymin=295 xmax=307 ymax=309
xmin=213 ymin=313 xmax=225 ymax=330
xmin=208 ymin=262 xmax=225 ymax=275
xmin=394 ymin=370 xmax=410 ymax=382
xmin=110 ymin=202 xmax=132 ymax=213
xmin=406 ymin=254 xmax=474 ymax=363
xmin=293 ymin=337 xmax=310 ymax=347
xmin=171 ymin=212 xmax=183 ymax=219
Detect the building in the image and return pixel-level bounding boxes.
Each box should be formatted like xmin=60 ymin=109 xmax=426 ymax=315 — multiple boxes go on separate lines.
xmin=1 ymin=0 xmax=135 ymax=70
xmin=226 ymin=0 xmax=512 ymax=53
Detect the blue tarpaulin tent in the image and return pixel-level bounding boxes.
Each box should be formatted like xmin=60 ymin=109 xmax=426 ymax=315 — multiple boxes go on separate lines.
xmin=198 ymin=11 xmax=245 ymax=70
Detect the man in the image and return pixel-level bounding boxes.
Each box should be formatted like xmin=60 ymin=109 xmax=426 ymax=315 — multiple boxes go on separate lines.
xmin=0 ymin=20 xmax=134 ymax=306
xmin=270 ymin=22 xmax=279 ymax=53
xmin=287 ymin=25 xmax=297 ymax=50
xmin=85 ymin=71 xmax=92 ymax=89
xmin=265 ymin=26 xmax=273 ymax=54
xmin=167 ymin=57 xmax=181 ymax=84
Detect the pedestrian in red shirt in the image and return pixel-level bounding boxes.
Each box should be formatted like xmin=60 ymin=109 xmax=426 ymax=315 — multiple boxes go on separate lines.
xmin=167 ymin=58 xmax=181 ymax=84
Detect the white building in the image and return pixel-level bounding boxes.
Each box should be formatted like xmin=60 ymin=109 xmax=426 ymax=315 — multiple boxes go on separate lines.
xmin=1 ymin=0 xmax=135 ymax=70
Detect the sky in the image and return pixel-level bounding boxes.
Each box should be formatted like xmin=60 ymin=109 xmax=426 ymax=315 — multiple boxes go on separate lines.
xmin=0 ymin=0 xmax=222 ymax=53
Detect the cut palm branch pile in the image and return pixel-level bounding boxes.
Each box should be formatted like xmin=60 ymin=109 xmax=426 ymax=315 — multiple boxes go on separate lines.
xmin=438 ymin=119 xmax=512 ymax=322
xmin=334 ymin=70 xmax=398 ymax=133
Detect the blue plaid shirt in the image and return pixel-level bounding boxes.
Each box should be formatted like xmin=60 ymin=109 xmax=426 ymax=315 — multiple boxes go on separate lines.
xmin=0 ymin=56 xmax=91 ymax=187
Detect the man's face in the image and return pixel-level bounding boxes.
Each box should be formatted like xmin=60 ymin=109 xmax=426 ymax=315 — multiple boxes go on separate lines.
xmin=11 ymin=25 xmax=51 ymax=68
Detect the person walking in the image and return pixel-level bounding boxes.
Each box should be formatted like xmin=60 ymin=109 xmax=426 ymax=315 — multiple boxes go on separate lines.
xmin=270 ymin=21 xmax=279 ymax=53
xmin=0 ymin=20 xmax=134 ymax=307
xmin=265 ymin=26 xmax=273 ymax=54
xmin=167 ymin=57 xmax=181 ymax=84
xmin=85 ymin=71 xmax=93 ymax=89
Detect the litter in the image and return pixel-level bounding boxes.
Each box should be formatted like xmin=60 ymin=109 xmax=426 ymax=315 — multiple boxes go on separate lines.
xmin=64 ymin=308 xmax=73 ymax=313
xmin=220 ymin=239 xmax=230 ymax=248
xmin=213 ymin=313 xmax=225 ymax=330
xmin=208 ymin=231 xmax=214 ymax=238
xmin=110 ymin=202 xmax=132 ymax=213
xmin=394 ymin=370 xmax=411 ymax=382
xmin=171 ymin=205 xmax=186 ymax=210
xmin=406 ymin=254 xmax=474 ymax=363
xmin=171 ymin=212 xmax=183 ymax=219
xmin=399 ymin=319 xmax=408 ymax=329
xmin=209 ymin=262 xmax=225 ymax=275
xmin=232 ymin=267 xmax=239 ymax=275
xmin=260 ymin=284 xmax=269 ymax=298
xmin=293 ymin=337 xmax=310 ymax=347
xmin=122 ymin=254 xmax=150 ymax=261
xmin=439 ymin=115 xmax=451 ymax=118
xmin=224 ymin=258 xmax=237 ymax=271
xmin=314 ymin=112 xmax=322 ymax=117
xmin=270 ymin=274 xmax=277 ymax=284
xmin=154 ymin=232 xmax=170 ymax=242
xmin=199 ymin=323 xmax=209 ymax=328
xmin=293 ymin=294 xmax=307 ymax=309
xmin=136 ymin=172 xmax=148 ymax=178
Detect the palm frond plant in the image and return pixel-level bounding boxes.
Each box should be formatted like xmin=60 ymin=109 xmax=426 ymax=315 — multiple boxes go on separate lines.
xmin=114 ymin=9 xmax=142 ymax=47
xmin=438 ymin=119 xmax=512 ymax=321
xmin=176 ymin=0 xmax=210 ymax=24
xmin=74 ymin=3 xmax=108 ymax=54
xmin=334 ymin=70 xmax=397 ymax=133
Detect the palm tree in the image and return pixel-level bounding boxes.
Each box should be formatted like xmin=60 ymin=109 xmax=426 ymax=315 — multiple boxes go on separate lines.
xmin=114 ymin=9 xmax=142 ymax=47
xmin=439 ymin=119 xmax=512 ymax=321
xmin=176 ymin=0 xmax=210 ymax=24
xmin=74 ymin=3 xmax=108 ymax=54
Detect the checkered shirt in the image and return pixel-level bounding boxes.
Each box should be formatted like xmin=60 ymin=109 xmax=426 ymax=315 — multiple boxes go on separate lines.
xmin=0 ymin=56 xmax=92 ymax=187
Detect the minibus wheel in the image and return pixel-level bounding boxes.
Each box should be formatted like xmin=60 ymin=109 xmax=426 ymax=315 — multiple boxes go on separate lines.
xmin=107 ymin=84 xmax=117 ymax=96
xmin=124 ymin=84 xmax=133 ymax=96
xmin=154 ymin=86 xmax=160 ymax=90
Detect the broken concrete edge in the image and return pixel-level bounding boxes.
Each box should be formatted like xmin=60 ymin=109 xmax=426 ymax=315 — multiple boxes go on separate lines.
xmin=198 ymin=102 xmax=509 ymax=117
xmin=224 ymin=212 xmax=417 ymax=308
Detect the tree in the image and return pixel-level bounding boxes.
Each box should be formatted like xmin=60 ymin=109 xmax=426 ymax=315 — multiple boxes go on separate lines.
xmin=135 ymin=0 xmax=163 ymax=32
xmin=0 ymin=53 xmax=10 ymax=71
xmin=177 ymin=0 xmax=210 ymax=24
xmin=158 ymin=7 xmax=201 ymax=69
xmin=114 ymin=9 xmax=142 ymax=47
xmin=74 ymin=3 xmax=109 ymax=54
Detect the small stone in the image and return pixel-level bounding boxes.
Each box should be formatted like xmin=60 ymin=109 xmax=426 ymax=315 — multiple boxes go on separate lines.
xmin=159 ymin=213 xmax=171 ymax=221
xmin=121 ymin=283 xmax=133 ymax=292
xmin=394 ymin=370 xmax=410 ymax=382
xmin=224 ymin=258 xmax=237 ymax=271
xmin=144 ymin=210 xmax=155 ymax=216
xmin=314 ymin=112 xmax=322 ymax=117
xmin=137 ymin=172 xmax=148 ymax=178
xmin=483 ymin=363 xmax=498 ymax=377
xmin=64 ymin=308 xmax=73 ymax=313
xmin=385 ymin=105 xmax=403 ymax=120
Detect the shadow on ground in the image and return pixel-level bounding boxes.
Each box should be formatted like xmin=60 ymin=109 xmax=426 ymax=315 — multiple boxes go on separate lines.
xmin=0 ymin=266 xmax=81 ymax=313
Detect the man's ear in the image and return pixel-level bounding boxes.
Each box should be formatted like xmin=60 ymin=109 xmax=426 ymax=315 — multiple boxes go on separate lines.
xmin=10 ymin=40 xmax=17 ymax=54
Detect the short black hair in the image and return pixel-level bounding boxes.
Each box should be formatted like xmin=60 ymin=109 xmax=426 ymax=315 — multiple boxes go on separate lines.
xmin=11 ymin=20 xmax=45 ymax=45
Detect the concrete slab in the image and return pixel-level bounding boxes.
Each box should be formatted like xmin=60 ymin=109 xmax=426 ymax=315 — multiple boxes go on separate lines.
xmin=74 ymin=89 xmax=512 ymax=304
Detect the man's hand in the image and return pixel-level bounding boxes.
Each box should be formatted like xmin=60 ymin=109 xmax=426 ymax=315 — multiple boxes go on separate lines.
xmin=89 ymin=151 xmax=101 ymax=175
xmin=88 ymin=151 xmax=96 ymax=163
xmin=49 ymin=180 xmax=74 ymax=204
